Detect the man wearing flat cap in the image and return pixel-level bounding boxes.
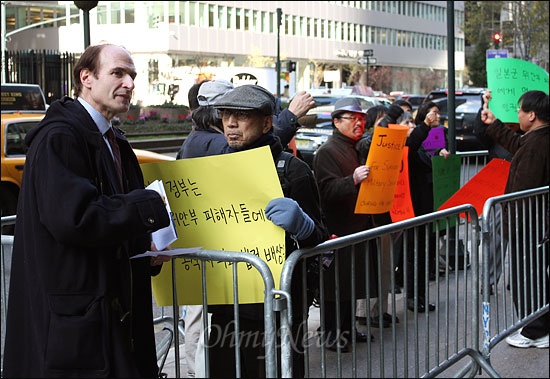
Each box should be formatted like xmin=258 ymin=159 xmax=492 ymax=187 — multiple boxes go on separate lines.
xmin=207 ymin=84 xmax=329 ymax=378
xmin=177 ymin=80 xmax=315 ymax=159
xmin=178 ymin=82 xmax=317 ymax=377
xmin=312 ymin=97 xmax=377 ymax=351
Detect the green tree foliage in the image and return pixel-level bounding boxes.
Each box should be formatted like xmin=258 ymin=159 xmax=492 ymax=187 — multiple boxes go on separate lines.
xmin=463 ymin=1 xmax=503 ymax=87
xmin=507 ymin=1 xmax=549 ymax=67
xmin=468 ymin=38 xmax=491 ymax=87
xmin=464 ymin=1 xmax=549 ymax=78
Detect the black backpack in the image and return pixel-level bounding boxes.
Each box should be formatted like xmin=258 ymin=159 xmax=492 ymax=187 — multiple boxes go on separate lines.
xmin=275 ymin=150 xmax=294 ymax=197
xmin=275 ymin=150 xmax=331 ymax=307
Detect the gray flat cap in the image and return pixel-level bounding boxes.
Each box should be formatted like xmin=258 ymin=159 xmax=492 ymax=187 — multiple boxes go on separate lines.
xmin=213 ymin=84 xmax=276 ymax=115
xmin=331 ymin=97 xmax=367 ymax=118
xmin=197 ymin=80 xmax=234 ymax=106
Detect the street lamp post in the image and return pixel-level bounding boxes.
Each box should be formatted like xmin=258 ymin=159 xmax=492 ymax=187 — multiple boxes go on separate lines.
xmin=358 ymin=49 xmax=376 ymax=92
xmin=74 ymin=1 xmax=98 ymax=48
xmin=359 ymin=49 xmax=375 ymax=90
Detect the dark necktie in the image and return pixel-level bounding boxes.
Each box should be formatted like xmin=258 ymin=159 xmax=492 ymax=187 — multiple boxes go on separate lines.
xmin=105 ymin=127 xmax=123 ymax=189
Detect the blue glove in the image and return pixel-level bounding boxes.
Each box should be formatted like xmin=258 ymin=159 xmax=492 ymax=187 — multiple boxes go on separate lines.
xmin=265 ymin=197 xmax=315 ymax=240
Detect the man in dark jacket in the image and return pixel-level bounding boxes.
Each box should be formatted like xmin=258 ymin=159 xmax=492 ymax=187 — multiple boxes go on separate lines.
xmin=206 ymin=84 xmax=329 ymax=378
xmin=473 ymin=90 xmax=519 ymax=294
xmin=177 ymin=83 xmax=315 ymax=159
xmin=312 ymin=98 xmax=376 ymax=351
xmin=3 ymin=43 xmax=171 ymax=378
xmin=480 ymin=89 xmax=549 ymax=349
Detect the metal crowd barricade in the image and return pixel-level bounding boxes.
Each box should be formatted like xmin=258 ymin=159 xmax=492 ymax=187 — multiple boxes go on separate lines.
xmin=479 ymin=186 xmax=549 ymax=374
xmin=456 ymin=150 xmax=489 ymax=186
xmin=278 ymin=204 xmax=501 ymax=378
xmin=166 ymin=249 xmax=278 ymax=378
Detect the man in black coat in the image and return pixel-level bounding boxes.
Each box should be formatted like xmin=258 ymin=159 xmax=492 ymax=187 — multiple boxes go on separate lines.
xmin=313 ymin=98 xmax=376 ymax=351
xmin=3 ymin=43 xmax=171 ymax=378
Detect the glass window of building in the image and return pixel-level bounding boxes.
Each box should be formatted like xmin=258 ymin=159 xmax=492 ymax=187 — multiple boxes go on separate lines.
xmin=218 ymin=6 xmax=226 ymax=29
xmin=189 ymin=2 xmax=196 ymax=26
xmin=227 ymin=6 xmax=234 ymax=29
xmin=96 ymin=3 xmax=107 ymax=24
xmin=267 ymin=11 xmax=273 ymax=34
xmin=253 ymin=10 xmax=260 ymax=32
xmin=236 ymin=8 xmax=241 ymax=30
xmin=199 ymin=3 xmax=207 ymax=27
xmin=124 ymin=2 xmax=135 ymax=24
xmin=247 ymin=9 xmax=252 ymax=32
xmin=111 ymin=2 xmax=120 ymax=24
xmin=208 ymin=4 xmax=215 ymax=27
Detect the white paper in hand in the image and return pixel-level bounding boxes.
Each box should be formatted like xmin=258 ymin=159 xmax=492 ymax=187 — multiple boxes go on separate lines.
xmin=146 ymin=179 xmax=178 ymax=250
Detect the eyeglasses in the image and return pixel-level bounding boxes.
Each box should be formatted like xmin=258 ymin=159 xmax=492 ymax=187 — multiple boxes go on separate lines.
xmin=217 ymin=109 xmax=258 ymax=121
xmin=516 ymin=107 xmax=522 ymax=113
xmin=338 ymin=116 xmax=365 ymax=123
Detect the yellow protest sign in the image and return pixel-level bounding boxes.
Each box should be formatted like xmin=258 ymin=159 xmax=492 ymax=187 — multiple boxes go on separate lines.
xmin=140 ymin=146 xmax=285 ymax=305
xmin=355 ymin=125 xmax=408 ymax=214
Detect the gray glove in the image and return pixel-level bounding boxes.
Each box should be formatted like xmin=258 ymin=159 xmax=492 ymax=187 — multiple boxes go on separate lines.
xmin=265 ymin=197 xmax=315 ymax=240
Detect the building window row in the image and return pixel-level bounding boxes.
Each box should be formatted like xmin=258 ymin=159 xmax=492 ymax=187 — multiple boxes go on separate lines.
xmin=4 ymin=1 xmax=463 ymax=52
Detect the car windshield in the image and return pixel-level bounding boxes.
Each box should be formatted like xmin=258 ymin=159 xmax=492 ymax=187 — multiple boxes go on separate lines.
xmin=312 ymin=96 xmax=341 ymax=106
xmin=1 ymin=85 xmax=47 ymax=112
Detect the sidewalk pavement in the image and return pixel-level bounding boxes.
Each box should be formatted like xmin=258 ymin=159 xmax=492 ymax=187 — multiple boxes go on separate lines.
xmin=157 ymin=305 xmax=549 ymax=378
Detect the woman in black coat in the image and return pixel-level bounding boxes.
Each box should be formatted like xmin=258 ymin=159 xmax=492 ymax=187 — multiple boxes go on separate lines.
xmin=403 ymin=101 xmax=450 ymax=312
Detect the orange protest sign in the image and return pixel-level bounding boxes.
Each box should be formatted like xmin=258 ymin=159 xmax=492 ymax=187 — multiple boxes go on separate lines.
xmin=437 ymin=158 xmax=510 ymax=219
xmin=390 ymin=146 xmax=415 ymax=222
xmin=355 ymin=125 xmax=408 ymax=214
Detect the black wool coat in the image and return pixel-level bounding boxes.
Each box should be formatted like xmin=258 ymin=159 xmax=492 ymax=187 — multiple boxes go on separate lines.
xmin=486 ymin=120 xmax=550 ymax=239
xmin=3 ymin=97 xmax=170 ymax=378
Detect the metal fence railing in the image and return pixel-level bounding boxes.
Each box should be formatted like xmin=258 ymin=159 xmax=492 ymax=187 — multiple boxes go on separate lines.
xmin=480 ymin=187 xmax=549 ymax=358
xmin=3 ymin=154 xmax=548 ymax=378
xmin=278 ymin=204 xmax=498 ymax=378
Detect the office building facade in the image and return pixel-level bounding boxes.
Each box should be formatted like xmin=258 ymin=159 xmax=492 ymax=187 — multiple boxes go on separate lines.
xmin=3 ymin=1 xmax=465 ymax=105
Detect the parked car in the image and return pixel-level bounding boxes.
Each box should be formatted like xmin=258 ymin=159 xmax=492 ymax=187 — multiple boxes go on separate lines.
xmin=1 ymin=84 xmax=175 ymax=225
xmin=422 ymin=87 xmax=488 ymax=151
xmin=294 ymin=113 xmax=333 ymax=168
xmin=306 ymin=88 xmax=389 ymax=114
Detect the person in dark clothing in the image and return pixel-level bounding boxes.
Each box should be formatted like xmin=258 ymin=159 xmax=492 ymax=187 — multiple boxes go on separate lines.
xmin=206 ymin=84 xmax=329 ymax=378
xmin=175 ymin=80 xmax=210 ymax=159
xmin=392 ymin=99 xmax=413 ymax=113
xmin=313 ymin=98 xmax=376 ymax=351
xmin=404 ymin=101 xmax=450 ymax=313
xmin=179 ymin=79 xmax=235 ymax=159
xmin=178 ymin=79 xmax=236 ymax=377
xmin=177 ymin=84 xmax=315 ymax=159
xmin=479 ymin=90 xmax=549 ymax=349
xmin=2 ymin=43 xmax=172 ymax=378
xmin=355 ymin=104 xmax=402 ymax=328
xmin=178 ymin=81 xmax=315 ymax=377
xmin=473 ymin=90 xmax=519 ymax=294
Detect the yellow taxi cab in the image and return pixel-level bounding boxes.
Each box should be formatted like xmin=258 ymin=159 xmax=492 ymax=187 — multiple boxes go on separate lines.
xmin=1 ymin=84 xmax=174 ymax=221
xmin=1 ymin=111 xmax=174 ymax=220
